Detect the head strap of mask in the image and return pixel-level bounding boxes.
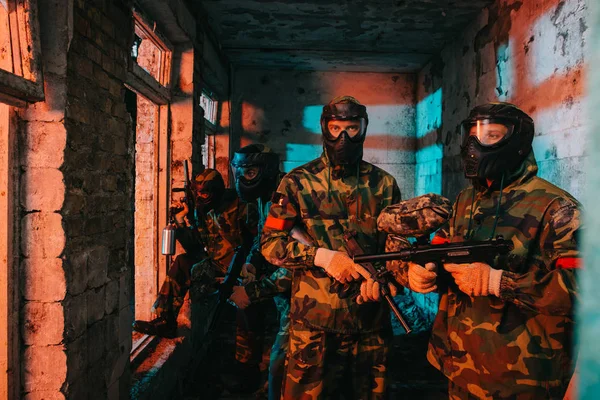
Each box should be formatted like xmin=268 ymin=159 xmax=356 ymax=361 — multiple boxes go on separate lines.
xmin=320 ymin=97 xmax=368 ymax=166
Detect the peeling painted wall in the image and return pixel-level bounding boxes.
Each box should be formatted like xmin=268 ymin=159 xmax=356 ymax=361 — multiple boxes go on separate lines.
xmin=231 ymin=70 xmax=417 ymax=199
xmin=580 ymin=0 xmax=599 ymax=398
xmin=412 ymin=0 xmax=589 ymax=322
xmin=417 ymin=0 xmax=588 ymax=202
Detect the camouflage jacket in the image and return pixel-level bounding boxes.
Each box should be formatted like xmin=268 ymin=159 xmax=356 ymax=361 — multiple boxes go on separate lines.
xmin=261 ymin=153 xmax=401 ymax=333
xmin=178 ymin=189 xmax=258 ymax=275
xmin=428 ymin=152 xmax=581 ymax=398
xmin=245 ymin=198 xmax=292 ymax=302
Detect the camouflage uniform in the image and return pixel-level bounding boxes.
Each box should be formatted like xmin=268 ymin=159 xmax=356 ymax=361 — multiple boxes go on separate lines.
xmin=393 ymin=152 xmax=580 ymax=399
xmin=244 ymin=197 xmax=292 ymax=400
xmin=261 ymin=153 xmax=400 ymax=400
xmin=153 ymin=189 xmax=257 ymax=323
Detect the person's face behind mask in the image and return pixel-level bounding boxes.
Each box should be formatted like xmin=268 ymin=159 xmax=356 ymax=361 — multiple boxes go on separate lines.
xmin=193 ymin=169 xmax=225 ymax=213
xmin=326 ymin=120 xmax=362 ymax=139
xmin=322 ymin=118 xmax=366 ymax=166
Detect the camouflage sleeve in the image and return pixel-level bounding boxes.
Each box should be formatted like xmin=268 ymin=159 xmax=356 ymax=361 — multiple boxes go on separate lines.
xmin=245 ymin=234 xmax=263 ymax=267
xmin=435 ymin=189 xmax=464 ymax=241
xmin=387 ymin=175 xmax=401 ymax=205
xmin=175 ymin=226 xmax=205 ymax=257
xmin=245 ymin=267 xmax=292 ymax=302
xmin=500 ymin=198 xmax=581 ymax=317
xmin=260 ymin=175 xmax=317 ymax=268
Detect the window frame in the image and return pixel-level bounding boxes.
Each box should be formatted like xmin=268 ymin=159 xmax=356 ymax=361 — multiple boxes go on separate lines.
xmin=125 ymin=8 xmax=173 ymax=357
xmin=0 ymin=104 xmax=20 ymax=400
xmin=126 ymin=10 xmax=173 ymax=105
xmin=200 ymin=89 xmax=219 ymax=133
xmin=0 ymin=0 xmax=44 ymax=107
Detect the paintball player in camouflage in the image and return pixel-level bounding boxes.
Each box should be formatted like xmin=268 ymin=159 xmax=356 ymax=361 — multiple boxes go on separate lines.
xmin=227 ymin=143 xmax=292 ymax=399
xmin=132 ymin=168 xmax=257 ymax=338
xmin=260 ymin=96 xmax=401 ymax=399
xmin=361 ymin=102 xmax=581 ymax=399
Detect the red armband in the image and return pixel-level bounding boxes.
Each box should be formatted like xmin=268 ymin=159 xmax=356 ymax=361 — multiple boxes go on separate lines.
xmin=555 ymin=257 xmax=581 ymax=269
xmin=431 ymin=235 xmax=450 ymax=245
xmin=264 ymin=215 xmax=294 ymax=231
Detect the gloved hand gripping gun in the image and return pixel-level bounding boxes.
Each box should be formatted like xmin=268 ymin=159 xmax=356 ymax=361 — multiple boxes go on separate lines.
xmin=343 ymin=230 xmax=412 ymax=334
xmin=172 ymin=159 xmax=196 ymax=227
xmin=290 ymin=226 xmax=412 ymax=333
xmin=162 ymin=160 xmax=202 ymax=255
xmin=356 ymin=192 xmax=513 ymax=283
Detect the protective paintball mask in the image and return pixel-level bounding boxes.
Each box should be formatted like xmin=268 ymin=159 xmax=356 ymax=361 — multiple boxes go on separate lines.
xmin=460 ymin=103 xmax=534 ymax=180
xmin=193 ymin=168 xmax=225 ymax=213
xmin=231 ymin=148 xmax=279 ymax=202
xmin=320 ymin=101 xmax=368 ymax=166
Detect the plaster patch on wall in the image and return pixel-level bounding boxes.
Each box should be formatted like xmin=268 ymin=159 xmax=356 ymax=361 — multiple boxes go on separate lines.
xmin=530 ymin=0 xmax=586 ymax=86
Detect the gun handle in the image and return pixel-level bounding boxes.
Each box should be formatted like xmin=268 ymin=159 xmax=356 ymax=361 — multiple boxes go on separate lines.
xmin=384 ymin=293 xmax=412 ymax=334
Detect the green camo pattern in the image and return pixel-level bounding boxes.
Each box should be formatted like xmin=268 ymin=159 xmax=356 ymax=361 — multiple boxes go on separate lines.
xmin=261 ymin=153 xmax=401 ymax=333
xmin=155 ymin=192 xmax=257 ymax=318
xmin=399 ymin=152 xmax=580 ymax=399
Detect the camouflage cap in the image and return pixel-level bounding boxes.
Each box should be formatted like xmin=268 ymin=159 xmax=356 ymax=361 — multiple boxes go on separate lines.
xmin=377 ymin=193 xmax=452 ymax=236
xmin=384 ymin=235 xmax=412 ymax=285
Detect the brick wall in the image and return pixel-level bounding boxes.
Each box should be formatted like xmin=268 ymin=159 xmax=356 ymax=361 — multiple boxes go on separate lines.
xmin=18 ymin=0 xmax=71 ymax=398
xmin=170 ymin=43 xmax=205 ymax=190
xmin=62 ymin=0 xmax=133 ymax=398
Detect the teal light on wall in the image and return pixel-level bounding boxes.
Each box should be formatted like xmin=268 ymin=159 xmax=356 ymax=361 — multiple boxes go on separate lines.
xmin=496 ymin=41 xmax=514 ymax=101
xmin=415 ymin=88 xmax=443 ymax=196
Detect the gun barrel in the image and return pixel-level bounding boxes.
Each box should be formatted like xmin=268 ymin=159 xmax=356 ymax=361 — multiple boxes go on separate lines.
xmin=384 ymin=293 xmax=411 ymax=333
xmin=353 ymin=239 xmax=514 ymax=265
xmin=183 ymin=160 xmax=190 ymax=186
xmin=353 ymin=250 xmax=411 ymax=264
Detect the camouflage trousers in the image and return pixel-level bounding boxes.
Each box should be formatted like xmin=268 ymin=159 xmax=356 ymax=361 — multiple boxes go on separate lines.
xmin=152 ymin=253 xmax=199 ymax=320
xmin=282 ymin=325 xmax=390 ymax=400
xmin=153 ymin=253 xmax=262 ymax=365
xmin=235 ymin=300 xmax=271 ymax=366
xmin=448 ymin=380 xmax=563 ymax=400
xmin=268 ymin=295 xmax=291 ymax=400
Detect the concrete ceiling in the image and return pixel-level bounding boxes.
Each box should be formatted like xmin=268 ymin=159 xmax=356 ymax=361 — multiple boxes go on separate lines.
xmin=195 ymin=0 xmax=494 ymax=72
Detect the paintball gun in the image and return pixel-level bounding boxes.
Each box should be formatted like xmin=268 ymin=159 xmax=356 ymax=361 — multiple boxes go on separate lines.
xmin=206 ymin=246 xmax=248 ymax=335
xmin=343 ymin=230 xmax=412 ymax=334
xmin=290 ymin=225 xmax=412 ymax=333
xmin=162 ymin=160 xmax=197 ymax=255
xmin=172 ymin=159 xmax=196 ymax=227
xmin=365 ymin=192 xmax=513 ymax=279
xmin=353 ymin=236 xmax=514 ymax=270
